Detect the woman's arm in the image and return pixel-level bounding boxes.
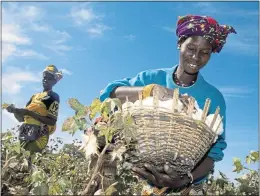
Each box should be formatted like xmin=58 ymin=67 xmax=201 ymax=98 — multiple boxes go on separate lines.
xmin=26 ymin=110 xmax=56 ymax=126
xmin=14 ymin=108 xmax=56 ymax=126
xmin=110 ymin=84 xmax=173 ymax=103
xmin=14 ymin=113 xmax=24 ymax=122
xmin=110 ymin=86 xmax=143 ymax=103
xmin=192 ymin=157 xmax=214 ymax=181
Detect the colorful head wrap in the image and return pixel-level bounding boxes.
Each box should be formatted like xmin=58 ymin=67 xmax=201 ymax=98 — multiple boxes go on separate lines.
xmin=176 ymin=15 xmax=237 ymax=53
xmin=43 ymin=65 xmax=63 ymax=82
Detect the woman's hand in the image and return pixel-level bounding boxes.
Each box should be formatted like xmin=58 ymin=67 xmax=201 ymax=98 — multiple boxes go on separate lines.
xmin=6 ymin=104 xmax=16 ymax=113
xmin=6 ymin=105 xmax=28 ymax=116
xmin=132 ymin=164 xmax=191 ymax=189
xmin=149 ymin=84 xmax=174 ymax=101
xmin=111 ymin=85 xmax=174 ymax=104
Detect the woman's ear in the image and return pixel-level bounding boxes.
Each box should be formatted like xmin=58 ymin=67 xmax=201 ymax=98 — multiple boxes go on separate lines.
xmin=177 ymin=37 xmax=186 ymax=50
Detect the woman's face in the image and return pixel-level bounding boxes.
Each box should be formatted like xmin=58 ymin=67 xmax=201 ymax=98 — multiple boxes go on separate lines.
xmin=42 ymin=72 xmax=57 ymax=90
xmin=179 ymin=36 xmax=212 ymax=74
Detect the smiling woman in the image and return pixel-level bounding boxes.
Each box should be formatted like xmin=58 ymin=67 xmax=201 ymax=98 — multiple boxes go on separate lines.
xmin=97 ymin=15 xmax=237 ymax=195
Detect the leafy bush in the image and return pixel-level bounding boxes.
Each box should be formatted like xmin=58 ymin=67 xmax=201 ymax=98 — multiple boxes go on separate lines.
xmin=1 ymin=127 xmax=90 ymax=195
xmin=206 ymin=151 xmax=259 ymax=195
xmin=1 ymin=98 xmax=259 ymax=195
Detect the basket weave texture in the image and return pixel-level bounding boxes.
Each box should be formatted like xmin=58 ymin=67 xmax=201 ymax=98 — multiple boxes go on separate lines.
xmin=119 ymin=96 xmax=219 ymax=175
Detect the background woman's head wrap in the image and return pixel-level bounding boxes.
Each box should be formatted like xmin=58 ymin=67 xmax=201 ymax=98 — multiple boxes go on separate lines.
xmin=176 ymin=15 xmax=237 ymax=53
xmin=43 ymin=65 xmax=63 ymax=82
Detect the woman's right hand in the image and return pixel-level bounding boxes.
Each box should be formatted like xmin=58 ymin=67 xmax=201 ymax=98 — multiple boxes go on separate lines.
xmin=149 ymin=84 xmax=174 ymax=101
xmin=6 ymin=104 xmax=16 ymax=113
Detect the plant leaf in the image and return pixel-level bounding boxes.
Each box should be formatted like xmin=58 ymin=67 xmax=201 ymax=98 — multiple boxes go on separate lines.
xmin=48 ymin=182 xmax=61 ymax=195
xmin=2 ymin=133 xmax=13 ymax=141
xmin=89 ymin=98 xmax=102 ymax=120
xmin=246 ymin=155 xmax=252 ymax=164
xmin=94 ymin=189 xmax=104 ymax=195
xmin=13 ymin=141 xmax=21 ymax=154
xmin=234 ymin=176 xmax=248 ymax=185
xmin=75 ymin=118 xmax=88 ymax=130
xmin=219 ymin=171 xmax=228 ymax=181
xmin=31 ymin=169 xmax=46 ymax=184
xmin=75 ymin=107 xmax=89 ymax=118
xmin=104 ymin=182 xmax=118 ymax=196
xmin=62 ymin=117 xmax=78 ymax=135
xmin=100 ymin=100 xmax=111 ymax=116
xmin=100 ymin=98 xmax=122 ymax=116
xmin=250 ymin=151 xmax=259 ymax=162
xmin=111 ymin=98 xmax=122 ymax=112
xmin=124 ymin=114 xmax=135 ymax=127
xmin=110 ymin=111 xmax=123 ymax=128
xmin=107 ymin=127 xmax=116 ymax=143
xmin=245 ymin=151 xmax=259 ymax=164
xmin=8 ymin=160 xmax=19 ymax=169
xmin=31 ymin=183 xmax=49 ymax=195
xmin=68 ymin=98 xmax=85 ymax=112
xmin=232 ymin=158 xmax=244 ymax=173
xmin=95 ymin=122 xmax=107 ymax=134
xmin=58 ymin=179 xmax=67 ymax=192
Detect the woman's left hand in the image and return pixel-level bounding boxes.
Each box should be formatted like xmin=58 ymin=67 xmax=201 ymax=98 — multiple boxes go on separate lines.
xmin=132 ymin=164 xmax=191 ymax=189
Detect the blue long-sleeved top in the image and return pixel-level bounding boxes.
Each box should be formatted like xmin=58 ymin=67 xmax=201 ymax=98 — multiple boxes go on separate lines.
xmin=100 ymin=66 xmax=227 ymax=182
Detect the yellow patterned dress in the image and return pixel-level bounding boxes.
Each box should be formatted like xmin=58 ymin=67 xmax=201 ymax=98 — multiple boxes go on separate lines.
xmin=19 ymin=90 xmax=60 ymax=153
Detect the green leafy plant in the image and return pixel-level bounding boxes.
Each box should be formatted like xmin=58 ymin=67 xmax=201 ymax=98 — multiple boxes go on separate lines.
xmin=61 ymin=97 xmax=137 ymax=195
xmin=206 ymin=151 xmax=259 ymax=195
xmin=1 ymin=97 xmax=258 ymax=196
xmin=1 ymin=128 xmax=90 ymax=196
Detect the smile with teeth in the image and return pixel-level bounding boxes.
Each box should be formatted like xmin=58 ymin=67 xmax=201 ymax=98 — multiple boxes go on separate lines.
xmin=189 ymin=64 xmax=199 ymax=69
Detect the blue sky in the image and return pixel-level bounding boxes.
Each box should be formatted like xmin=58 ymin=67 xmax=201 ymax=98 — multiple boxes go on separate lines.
xmin=2 ymin=2 xmax=259 ymax=181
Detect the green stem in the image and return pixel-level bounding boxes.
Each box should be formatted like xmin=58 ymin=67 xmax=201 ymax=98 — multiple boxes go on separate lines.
xmin=243 ymin=166 xmax=254 ymax=172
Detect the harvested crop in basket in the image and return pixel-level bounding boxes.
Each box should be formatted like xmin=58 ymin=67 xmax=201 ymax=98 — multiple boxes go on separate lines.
xmin=119 ymin=88 xmax=224 ymax=175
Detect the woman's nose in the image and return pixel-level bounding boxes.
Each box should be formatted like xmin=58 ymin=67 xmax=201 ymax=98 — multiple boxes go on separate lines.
xmin=192 ymin=53 xmax=200 ymax=62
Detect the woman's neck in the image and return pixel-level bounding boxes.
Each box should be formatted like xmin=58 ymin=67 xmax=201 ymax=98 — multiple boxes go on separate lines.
xmin=43 ymin=88 xmax=52 ymax=92
xmin=174 ymin=65 xmax=198 ymax=86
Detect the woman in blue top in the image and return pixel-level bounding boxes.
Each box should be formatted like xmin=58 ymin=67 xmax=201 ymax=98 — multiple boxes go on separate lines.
xmin=99 ymin=15 xmax=236 ymax=195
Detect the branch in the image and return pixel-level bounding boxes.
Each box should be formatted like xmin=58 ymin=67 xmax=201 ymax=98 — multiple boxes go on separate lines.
xmin=3 ymin=156 xmax=17 ymax=169
xmin=81 ymin=143 xmax=110 ymax=195
xmin=243 ymin=166 xmax=254 ymax=172
xmin=2 ymin=156 xmax=17 ymax=179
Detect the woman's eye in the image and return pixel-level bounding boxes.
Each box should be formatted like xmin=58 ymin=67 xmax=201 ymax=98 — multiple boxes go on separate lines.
xmin=202 ymin=51 xmax=210 ymax=55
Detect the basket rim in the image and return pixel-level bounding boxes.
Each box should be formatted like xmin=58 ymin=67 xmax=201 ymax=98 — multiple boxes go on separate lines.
xmin=122 ymin=104 xmax=218 ymax=136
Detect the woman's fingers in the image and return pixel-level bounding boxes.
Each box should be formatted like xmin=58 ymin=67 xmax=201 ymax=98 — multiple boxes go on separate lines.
xmin=6 ymin=104 xmax=15 ymax=113
xmin=132 ymin=167 xmax=157 ymax=184
xmin=164 ymin=164 xmax=178 ymax=179
xmin=144 ymin=164 xmax=161 ymax=179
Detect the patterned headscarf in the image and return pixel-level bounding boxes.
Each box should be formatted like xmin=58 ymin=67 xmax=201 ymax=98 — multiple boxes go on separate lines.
xmin=43 ymin=65 xmax=63 ymax=82
xmin=176 ymin=15 xmax=237 ymax=53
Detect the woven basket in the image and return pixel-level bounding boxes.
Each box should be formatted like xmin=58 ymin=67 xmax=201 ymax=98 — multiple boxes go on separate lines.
xmin=117 ymin=88 xmax=222 ymax=175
